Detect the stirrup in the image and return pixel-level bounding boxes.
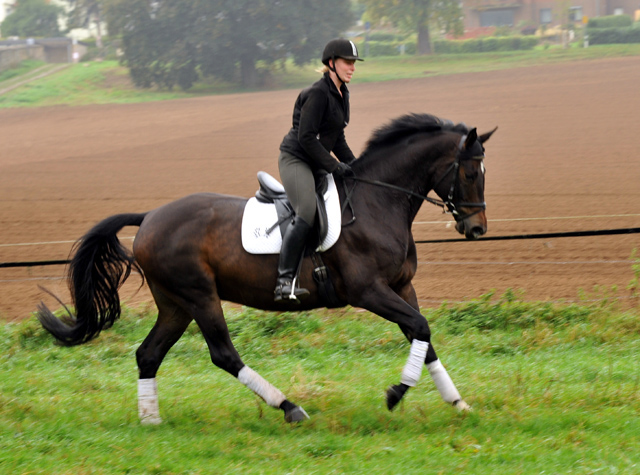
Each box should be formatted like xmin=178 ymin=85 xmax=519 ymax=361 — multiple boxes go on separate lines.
xmin=274 ymin=277 xmax=310 ymax=303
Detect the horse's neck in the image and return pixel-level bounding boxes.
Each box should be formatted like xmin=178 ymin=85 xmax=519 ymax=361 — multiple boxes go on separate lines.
xmin=359 ymin=139 xmax=445 ymax=222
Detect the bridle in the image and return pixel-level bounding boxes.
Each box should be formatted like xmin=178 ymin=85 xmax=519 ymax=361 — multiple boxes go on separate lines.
xmin=430 ymin=134 xmax=486 ymax=220
xmin=341 ymin=134 xmax=486 ymax=225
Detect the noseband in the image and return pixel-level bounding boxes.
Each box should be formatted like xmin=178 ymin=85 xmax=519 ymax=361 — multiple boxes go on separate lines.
xmin=343 ymin=134 xmax=486 ymax=224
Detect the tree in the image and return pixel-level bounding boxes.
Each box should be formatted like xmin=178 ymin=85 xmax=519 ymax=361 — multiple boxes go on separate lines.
xmin=65 ymin=0 xmax=106 ymax=49
xmin=104 ymin=0 xmax=354 ymax=90
xmin=359 ymin=0 xmax=463 ymax=54
xmin=1 ymin=0 xmax=62 ymax=38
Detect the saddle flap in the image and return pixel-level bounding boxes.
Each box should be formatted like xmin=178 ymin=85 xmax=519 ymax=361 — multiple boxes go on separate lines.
xmin=242 ymin=172 xmax=341 ymax=255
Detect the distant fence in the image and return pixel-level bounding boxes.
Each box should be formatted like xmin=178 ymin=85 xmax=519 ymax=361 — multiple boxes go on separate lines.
xmin=0 ymin=39 xmax=88 ymax=72
xmin=0 ymin=44 xmax=44 ymax=71
xmin=2 ymin=227 xmax=639 ymax=268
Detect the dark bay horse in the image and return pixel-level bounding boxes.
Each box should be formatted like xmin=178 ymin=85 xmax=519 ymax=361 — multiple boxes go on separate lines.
xmin=37 ymin=113 xmax=496 ymax=424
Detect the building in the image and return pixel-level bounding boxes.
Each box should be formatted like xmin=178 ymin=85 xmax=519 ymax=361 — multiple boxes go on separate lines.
xmin=0 ymin=1 xmax=15 ymax=26
xmin=461 ymin=0 xmax=640 ymax=29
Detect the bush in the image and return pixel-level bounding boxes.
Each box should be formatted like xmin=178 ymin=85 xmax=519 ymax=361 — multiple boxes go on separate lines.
xmin=363 ymin=40 xmax=398 ymax=56
xmin=586 ymin=26 xmax=640 ymax=44
xmin=426 ymin=290 xmax=598 ymax=335
xmin=587 ymin=14 xmax=633 ymax=28
xmin=433 ymin=35 xmax=538 ymax=54
xmin=355 ymin=40 xmax=416 ymax=57
xmin=366 ymin=32 xmax=406 ymax=42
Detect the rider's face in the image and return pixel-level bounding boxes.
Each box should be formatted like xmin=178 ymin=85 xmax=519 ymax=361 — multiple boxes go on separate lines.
xmin=332 ymin=58 xmax=356 ymax=84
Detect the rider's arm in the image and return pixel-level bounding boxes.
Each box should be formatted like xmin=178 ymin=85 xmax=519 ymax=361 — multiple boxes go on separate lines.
xmin=332 ymin=131 xmax=356 ymax=164
xmin=297 ymin=89 xmax=340 ymax=173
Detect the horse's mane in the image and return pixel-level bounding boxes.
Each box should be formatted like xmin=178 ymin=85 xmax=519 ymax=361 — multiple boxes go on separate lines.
xmin=360 ymin=113 xmax=469 ymax=158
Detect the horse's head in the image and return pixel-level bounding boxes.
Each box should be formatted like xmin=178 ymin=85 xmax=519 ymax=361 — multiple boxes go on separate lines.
xmin=356 ymin=114 xmax=497 ymax=239
xmin=434 ymin=127 xmax=497 ymax=240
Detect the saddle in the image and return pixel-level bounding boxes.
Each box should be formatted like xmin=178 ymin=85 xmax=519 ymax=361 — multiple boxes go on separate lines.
xmin=254 ymin=171 xmax=330 ymax=248
xmin=241 ymin=171 xmax=341 ymax=254
xmin=241 ymin=171 xmax=344 ymax=307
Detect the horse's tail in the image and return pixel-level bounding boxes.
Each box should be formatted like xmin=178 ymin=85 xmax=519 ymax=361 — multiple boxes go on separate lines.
xmin=37 ymin=212 xmax=148 ymax=346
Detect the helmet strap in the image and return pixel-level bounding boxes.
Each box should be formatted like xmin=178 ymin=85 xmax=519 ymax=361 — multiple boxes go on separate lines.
xmin=329 ymin=56 xmax=345 ymax=87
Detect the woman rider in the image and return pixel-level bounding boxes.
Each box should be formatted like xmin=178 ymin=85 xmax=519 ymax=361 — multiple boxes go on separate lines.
xmin=274 ymin=38 xmax=363 ymax=303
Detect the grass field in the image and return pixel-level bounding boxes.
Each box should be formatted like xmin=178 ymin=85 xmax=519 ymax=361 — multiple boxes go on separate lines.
xmin=1 ymin=294 xmax=639 ymax=474
xmin=1 ymin=43 xmax=640 ymax=109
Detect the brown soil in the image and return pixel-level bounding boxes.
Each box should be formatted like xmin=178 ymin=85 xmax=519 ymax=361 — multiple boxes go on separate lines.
xmin=2 ymin=57 xmax=639 ymax=321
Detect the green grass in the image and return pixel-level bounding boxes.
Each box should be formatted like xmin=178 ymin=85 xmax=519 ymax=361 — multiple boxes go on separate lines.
xmin=1 ymin=295 xmax=639 ymax=474
xmin=0 ymin=59 xmax=48 ymax=83
xmin=0 ymin=61 xmax=192 ymax=108
xmin=1 ymin=43 xmax=640 ymax=109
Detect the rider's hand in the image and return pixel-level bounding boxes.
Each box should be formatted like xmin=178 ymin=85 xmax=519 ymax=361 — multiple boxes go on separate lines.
xmin=333 ymin=162 xmax=354 ymax=177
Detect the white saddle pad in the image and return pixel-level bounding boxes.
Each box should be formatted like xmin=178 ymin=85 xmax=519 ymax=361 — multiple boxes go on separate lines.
xmin=241 ymin=173 xmax=342 ymax=254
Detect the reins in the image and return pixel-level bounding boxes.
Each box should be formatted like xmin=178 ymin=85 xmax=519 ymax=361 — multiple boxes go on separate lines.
xmin=341 ymin=134 xmax=486 ymax=225
xmin=345 ymin=177 xmax=449 ymax=210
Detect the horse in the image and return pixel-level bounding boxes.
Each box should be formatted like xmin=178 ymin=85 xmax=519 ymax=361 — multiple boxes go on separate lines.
xmin=37 ymin=113 xmax=496 ymax=424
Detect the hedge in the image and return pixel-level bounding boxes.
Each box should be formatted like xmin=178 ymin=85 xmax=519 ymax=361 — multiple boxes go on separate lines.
xmin=433 ymin=36 xmax=538 ymax=54
xmin=355 ymin=35 xmax=539 ymax=57
xmin=586 ymin=26 xmax=640 ymax=44
xmin=587 ymin=14 xmax=633 ymax=28
xmin=365 ymin=32 xmax=407 ymax=42
xmin=356 ymin=40 xmax=417 ymax=57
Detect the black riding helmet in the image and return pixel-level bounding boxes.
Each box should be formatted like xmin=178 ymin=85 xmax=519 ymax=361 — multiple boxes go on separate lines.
xmin=321 ymin=38 xmax=364 ymax=66
xmin=321 ymin=38 xmax=363 ymax=85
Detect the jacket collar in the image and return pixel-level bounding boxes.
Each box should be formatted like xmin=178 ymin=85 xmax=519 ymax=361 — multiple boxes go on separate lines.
xmin=323 ymin=72 xmax=349 ymax=98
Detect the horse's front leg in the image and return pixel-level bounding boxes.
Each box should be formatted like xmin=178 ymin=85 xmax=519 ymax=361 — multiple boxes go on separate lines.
xmin=396 ymin=282 xmax=471 ymax=412
xmin=351 ymin=280 xmax=435 ymax=410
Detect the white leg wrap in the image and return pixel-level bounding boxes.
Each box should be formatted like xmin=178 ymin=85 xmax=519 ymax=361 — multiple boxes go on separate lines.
xmin=401 ymin=340 xmax=429 ymax=387
xmin=427 ymin=359 xmax=462 ymax=404
xmin=238 ymin=366 xmax=286 ymax=408
xmin=138 ymin=378 xmax=162 ymax=425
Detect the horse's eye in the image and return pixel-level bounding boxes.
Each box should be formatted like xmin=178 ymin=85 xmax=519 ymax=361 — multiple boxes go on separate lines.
xmin=464 ymin=172 xmax=477 ymax=182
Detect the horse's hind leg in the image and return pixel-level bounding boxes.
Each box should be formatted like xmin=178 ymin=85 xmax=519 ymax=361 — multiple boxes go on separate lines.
xmin=136 ymin=282 xmax=193 ymax=424
xmin=395 ymin=283 xmax=471 ymax=411
xmin=192 ymin=290 xmax=309 ymax=423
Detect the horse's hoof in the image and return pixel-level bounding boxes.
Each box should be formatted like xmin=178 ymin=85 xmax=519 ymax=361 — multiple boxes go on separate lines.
xmin=453 ymin=400 xmax=472 ymax=412
xmin=386 ymin=384 xmax=408 ymax=411
xmin=284 ymin=406 xmax=310 ymax=423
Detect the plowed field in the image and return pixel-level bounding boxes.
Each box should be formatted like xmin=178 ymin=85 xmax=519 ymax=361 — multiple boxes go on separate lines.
xmin=2 ymin=57 xmax=639 ymax=320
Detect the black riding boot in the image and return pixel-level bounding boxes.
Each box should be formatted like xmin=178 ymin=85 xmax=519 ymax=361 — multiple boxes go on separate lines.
xmin=274 ymin=217 xmax=313 ymax=303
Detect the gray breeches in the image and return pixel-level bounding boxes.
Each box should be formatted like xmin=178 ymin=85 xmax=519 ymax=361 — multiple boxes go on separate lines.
xmin=278 ymin=151 xmax=317 ymax=225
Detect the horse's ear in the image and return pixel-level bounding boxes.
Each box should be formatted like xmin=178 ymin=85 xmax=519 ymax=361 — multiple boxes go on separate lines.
xmin=478 ymin=126 xmax=498 ymax=144
xmin=464 ymin=128 xmax=478 ymax=149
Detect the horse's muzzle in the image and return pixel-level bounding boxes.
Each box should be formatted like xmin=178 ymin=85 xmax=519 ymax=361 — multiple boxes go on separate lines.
xmin=456 ymin=218 xmax=486 ymax=240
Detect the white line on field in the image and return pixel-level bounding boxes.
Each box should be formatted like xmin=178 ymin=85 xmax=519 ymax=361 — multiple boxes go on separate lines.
xmin=1 ymin=212 xmax=640 ymax=247
xmin=417 ymin=260 xmax=633 ymax=265
xmin=414 ymin=213 xmax=640 ymax=225
xmin=0 ymin=236 xmax=135 ymax=248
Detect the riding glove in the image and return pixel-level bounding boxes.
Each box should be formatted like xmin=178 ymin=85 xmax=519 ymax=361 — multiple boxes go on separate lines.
xmin=334 ymin=162 xmax=354 ymax=177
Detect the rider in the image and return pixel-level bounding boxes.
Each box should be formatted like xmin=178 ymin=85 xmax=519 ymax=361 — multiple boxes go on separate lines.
xmin=274 ymin=38 xmax=363 ymax=303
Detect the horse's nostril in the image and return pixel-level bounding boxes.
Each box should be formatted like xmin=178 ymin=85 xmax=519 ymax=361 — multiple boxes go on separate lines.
xmin=467 ymin=226 xmax=485 ymax=240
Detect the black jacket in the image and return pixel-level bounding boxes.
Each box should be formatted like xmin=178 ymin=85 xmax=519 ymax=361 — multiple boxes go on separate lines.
xmin=280 ymin=72 xmax=356 ymax=173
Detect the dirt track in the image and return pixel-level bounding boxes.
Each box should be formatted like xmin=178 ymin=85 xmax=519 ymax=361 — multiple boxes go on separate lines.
xmin=1 ymin=57 xmax=639 ymax=321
